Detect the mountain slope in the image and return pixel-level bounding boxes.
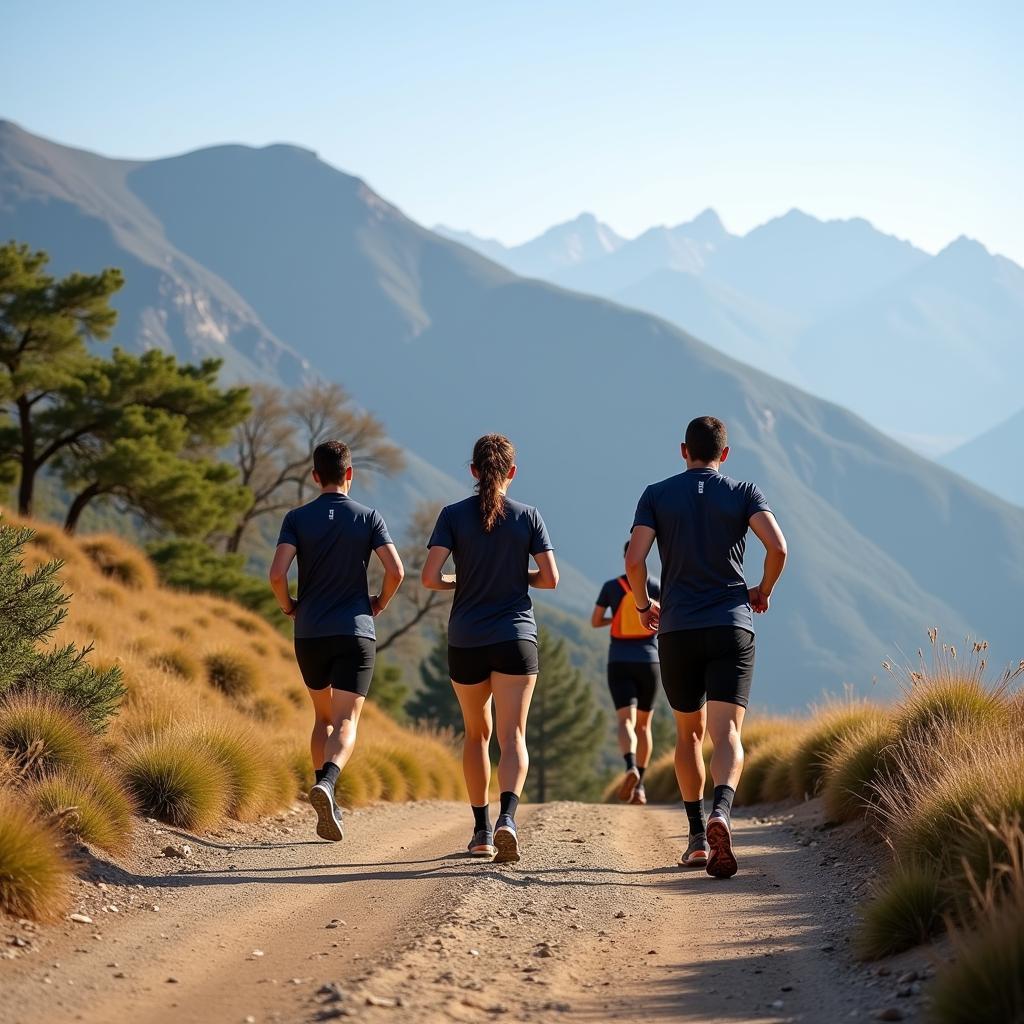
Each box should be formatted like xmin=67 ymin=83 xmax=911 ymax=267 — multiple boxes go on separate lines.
xmin=942 ymin=405 xmax=1024 ymax=507
xmin=4 ymin=124 xmax=1023 ymax=705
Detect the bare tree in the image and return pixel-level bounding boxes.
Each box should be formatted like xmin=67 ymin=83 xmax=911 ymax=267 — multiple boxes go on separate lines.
xmin=373 ymin=501 xmax=452 ymax=654
xmin=227 ymin=381 xmax=404 ymax=552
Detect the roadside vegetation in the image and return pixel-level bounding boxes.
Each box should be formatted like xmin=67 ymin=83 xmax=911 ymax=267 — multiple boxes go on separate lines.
xmin=0 ymin=519 xmax=463 ymax=921
xmin=630 ymin=634 xmax=1024 ymax=1022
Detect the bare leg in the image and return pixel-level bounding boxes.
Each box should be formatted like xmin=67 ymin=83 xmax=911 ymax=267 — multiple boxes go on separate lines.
xmin=635 ymin=709 xmax=654 ymax=768
xmin=707 ymin=701 xmax=746 ymax=790
xmin=308 ymin=687 xmax=364 ymax=772
xmin=452 ymin=681 xmax=494 ymax=806
xmin=490 ymin=672 xmax=537 ymax=795
xmin=673 ymin=707 xmax=707 ymax=801
xmin=615 ymin=705 xmax=638 ymax=757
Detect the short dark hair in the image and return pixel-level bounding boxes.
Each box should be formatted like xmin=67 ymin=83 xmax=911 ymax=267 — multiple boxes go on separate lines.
xmin=623 ymin=540 xmax=630 ymax=556
xmin=313 ymin=440 xmax=352 ymax=485
xmin=684 ymin=416 xmax=728 ymax=462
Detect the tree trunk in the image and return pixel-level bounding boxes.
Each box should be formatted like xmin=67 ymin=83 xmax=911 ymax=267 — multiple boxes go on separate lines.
xmin=64 ymin=482 xmax=102 ymax=534
xmin=16 ymin=396 xmax=34 ymax=516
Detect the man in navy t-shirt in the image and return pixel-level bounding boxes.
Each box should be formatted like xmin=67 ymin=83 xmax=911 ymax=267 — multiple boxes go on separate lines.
xmin=626 ymin=416 xmax=787 ymax=878
xmin=269 ymin=440 xmax=405 ymax=844
xmin=592 ymin=541 xmax=661 ymax=806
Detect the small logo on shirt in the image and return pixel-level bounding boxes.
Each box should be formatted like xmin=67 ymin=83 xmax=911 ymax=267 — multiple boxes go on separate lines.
xmin=328 ymin=509 xmax=335 ymax=520
xmin=698 ymin=480 xmax=705 ymax=494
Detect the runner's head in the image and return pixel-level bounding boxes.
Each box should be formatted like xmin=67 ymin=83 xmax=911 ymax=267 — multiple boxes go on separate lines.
xmin=312 ymin=440 xmax=354 ymax=489
xmin=470 ymin=434 xmax=516 ymax=532
xmin=682 ymin=416 xmax=729 ymax=468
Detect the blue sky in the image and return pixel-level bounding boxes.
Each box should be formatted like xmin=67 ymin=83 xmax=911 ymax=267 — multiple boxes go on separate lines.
xmin=3 ymin=1 xmax=1021 ymax=261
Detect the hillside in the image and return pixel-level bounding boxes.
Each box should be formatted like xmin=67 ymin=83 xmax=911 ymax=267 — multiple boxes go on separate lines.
xmin=942 ymin=404 xmax=1024 ymax=506
xmin=4 ymin=123 xmax=1024 ymax=705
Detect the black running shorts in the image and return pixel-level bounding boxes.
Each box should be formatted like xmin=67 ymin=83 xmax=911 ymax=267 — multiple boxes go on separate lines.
xmin=448 ymin=640 xmax=540 ymax=685
xmin=658 ymin=627 xmax=755 ymax=713
xmin=293 ymin=635 xmax=376 ymax=695
xmin=607 ymin=661 xmax=661 ymax=712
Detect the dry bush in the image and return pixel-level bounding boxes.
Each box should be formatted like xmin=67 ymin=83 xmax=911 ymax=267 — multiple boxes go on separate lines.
xmin=117 ymin=732 xmax=228 ymax=830
xmin=788 ymin=701 xmax=883 ymax=801
xmin=22 ymin=768 xmax=135 ymax=854
xmin=0 ymin=693 xmax=97 ymax=778
xmin=855 ymin=860 xmax=946 ymax=960
xmin=736 ymin=729 xmax=803 ymax=806
xmin=203 ymin=651 xmax=259 ymax=700
xmin=80 ymin=535 xmax=157 ymax=590
xmin=822 ymin=718 xmax=899 ymax=822
xmin=0 ymin=791 xmax=72 ymax=920
xmin=150 ymin=648 xmax=201 ymax=683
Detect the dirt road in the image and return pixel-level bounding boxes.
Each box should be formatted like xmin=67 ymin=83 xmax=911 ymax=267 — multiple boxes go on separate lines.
xmin=1 ymin=800 xmax=936 ymax=1024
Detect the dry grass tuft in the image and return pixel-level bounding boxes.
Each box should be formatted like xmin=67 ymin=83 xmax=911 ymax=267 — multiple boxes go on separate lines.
xmin=150 ymin=648 xmax=201 ymax=683
xmin=203 ymin=651 xmax=259 ymax=701
xmin=0 ymin=693 xmax=97 ymax=778
xmin=855 ymin=860 xmax=946 ymax=960
xmin=788 ymin=701 xmax=883 ymax=801
xmin=0 ymin=790 xmax=72 ymax=920
xmin=822 ymin=718 xmax=898 ymax=822
xmin=80 ymin=535 xmax=157 ymax=590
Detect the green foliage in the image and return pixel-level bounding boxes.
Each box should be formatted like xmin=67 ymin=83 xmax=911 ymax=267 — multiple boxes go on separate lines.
xmin=0 ymin=523 xmax=124 ymax=728
xmin=406 ymin=629 xmax=462 ymax=731
xmin=528 ymin=628 xmax=606 ymax=803
xmin=147 ymin=538 xmax=282 ymax=624
xmin=370 ymin=662 xmax=410 ymax=723
xmin=0 ymin=242 xmax=122 ymax=514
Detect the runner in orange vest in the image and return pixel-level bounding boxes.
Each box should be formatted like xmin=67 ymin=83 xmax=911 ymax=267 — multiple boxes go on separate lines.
xmin=591 ymin=542 xmax=661 ymax=805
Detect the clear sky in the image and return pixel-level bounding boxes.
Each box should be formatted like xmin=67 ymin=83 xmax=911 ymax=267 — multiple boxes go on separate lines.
xmin=3 ymin=1 xmax=1021 ymax=261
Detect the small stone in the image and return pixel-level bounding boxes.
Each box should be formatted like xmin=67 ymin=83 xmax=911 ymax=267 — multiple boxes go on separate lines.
xmin=113 ymin=971 xmax=126 ymax=979
xmin=771 ymin=1001 xmax=784 ymax=1010
xmin=318 ymin=982 xmax=346 ymax=1002
xmin=166 ymin=976 xmax=178 ymax=983
xmin=162 ymin=844 xmax=191 ymax=859
xmin=614 ymin=911 xmax=626 ymax=919
xmin=250 ymin=949 xmax=264 ymax=958
xmin=781 ymin=984 xmax=793 ymax=992
xmin=875 ymin=1010 xmax=906 ymax=1022
xmin=536 ymin=946 xmax=555 ymax=958
xmin=244 ymin=1017 xmax=256 ymax=1023
xmin=364 ymin=994 xmax=398 ymax=1007
xmin=69 ymin=914 xmax=93 ymax=925
xmin=469 ymin=949 xmax=480 ymax=956
xmin=896 ymin=985 xmax=912 ymax=998
xmin=543 ymin=1002 xmax=571 ymax=1012
xmin=897 ymin=970 xmax=918 ymax=984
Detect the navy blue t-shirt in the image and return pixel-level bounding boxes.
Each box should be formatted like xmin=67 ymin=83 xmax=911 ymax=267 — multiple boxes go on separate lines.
xmin=427 ymin=495 xmax=553 ymax=648
xmin=596 ymin=577 xmax=661 ymax=664
xmin=632 ymin=469 xmax=771 ymax=634
xmin=277 ymin=492 xmax=393 ymax=640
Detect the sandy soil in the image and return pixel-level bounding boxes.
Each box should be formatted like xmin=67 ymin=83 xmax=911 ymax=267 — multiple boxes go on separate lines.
xmin=1 ymin=799 xmax=942 ymax=1024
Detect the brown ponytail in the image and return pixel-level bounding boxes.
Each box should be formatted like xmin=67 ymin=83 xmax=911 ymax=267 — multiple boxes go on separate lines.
xmin=472 ymin=434 xmax=515 ymax=532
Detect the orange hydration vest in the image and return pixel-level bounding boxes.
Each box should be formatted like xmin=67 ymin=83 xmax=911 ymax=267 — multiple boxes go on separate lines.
xmin=610 ymin=576 xmax=649 ymax=640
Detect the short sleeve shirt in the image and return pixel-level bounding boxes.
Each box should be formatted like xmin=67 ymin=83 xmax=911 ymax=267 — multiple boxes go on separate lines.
xmin=428 ymin=495 xmax=553 ymax=647
xmin=595 ymin=577 xmax=661 ymax=664
xmin=277 ymin=492 xmax=393 ymax=640
xmin=632 ymin=469 xmax=771 ymax=634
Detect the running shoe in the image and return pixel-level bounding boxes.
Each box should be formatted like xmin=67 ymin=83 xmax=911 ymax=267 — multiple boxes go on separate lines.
xmin=468 ymin=829 xmax=497 ymax=859
xmin=617 ymin=766 xmax=641 ymax=802
xmin=678 ymin=832 xmax=709 ymax=867
xmin=309 ymin=781 xmax=344 ymax=842
xmin=493 ymin=814 xmax=521 ymax=864
xmin=630 ymin=783 xmax=648 ymax=806
xmin=705 ymin=811 xmax=738 ymax=878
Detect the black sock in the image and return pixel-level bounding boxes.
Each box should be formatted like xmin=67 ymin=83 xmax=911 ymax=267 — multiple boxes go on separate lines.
xmin=713 ymin=784 xmax=736 ymax=821
xmin=624 ymin=751 xmax=637 ymax=771
xmin=314 ymin=767 xmax=326 ymax=785
xmin=684 ymin=799 xmax=706 ymax=837
xmin=637 ymin=765 xmax=646 ymax=781
xmin=499 ymin=791 xmax=520 ymax=820
xmin=321 ymin=763 xmax=341 ymax=789
xmin=472 ymin=804 xmax=491 ymax=833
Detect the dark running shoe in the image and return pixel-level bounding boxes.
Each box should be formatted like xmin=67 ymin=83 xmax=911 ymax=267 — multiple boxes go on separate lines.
xmin=679 ymin=833 xmax=709 ymax=867
xmin=617 ymin=766 xmax=641 ymax=802
xmin=309 ymin=781 xmax=344 ymax=842
xmin=493 ymin=814 xmax=520 ymax=864
xmin=705 ymin=811 xmax=738 ymax=878
xmin=468 ymin=829 xmax=497 ymax=858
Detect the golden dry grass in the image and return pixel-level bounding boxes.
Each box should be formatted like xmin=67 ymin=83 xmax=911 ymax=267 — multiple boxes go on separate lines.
xmin=0 ymin=790 xmax=72 ymax=920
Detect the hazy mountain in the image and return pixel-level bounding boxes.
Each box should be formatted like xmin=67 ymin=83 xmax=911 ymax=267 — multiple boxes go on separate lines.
xmin=943 ymin=406 xmax=1024 ymax=507
xmin=432 ymin=225 xmax=508 ymax=265
xmin=4 ymin=122 xmax=1023 ymax=706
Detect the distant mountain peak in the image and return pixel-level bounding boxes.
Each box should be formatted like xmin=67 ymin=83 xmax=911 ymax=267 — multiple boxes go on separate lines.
xmin=939 ymin=234 xmax=990 ymax=259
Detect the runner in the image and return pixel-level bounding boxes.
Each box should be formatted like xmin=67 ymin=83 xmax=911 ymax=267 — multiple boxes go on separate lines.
xmin=625 ymin=416 xmax=787 ymax=877
xmin=269 ymin=440 xmax=405 ymax=843
xmin=422 ymin=434 xmax=559 ymax=864
xmin=591 ymin=542 xmax=661 ymax=805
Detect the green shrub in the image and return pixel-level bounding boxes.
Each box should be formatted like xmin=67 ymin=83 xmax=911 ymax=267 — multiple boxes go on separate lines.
xmin=855 ymin=861 xmax=946 ymax=959
xmin=203 ymin=651 xmax=258 ymax=700
xmin=0 ymin=692 xmax=96 ymax=778
xmin=0 ymin=791 xmax=71 ymax=920
xmin=23 ymin=768 xmax=135 ymax=854
xmin=118 ymin=733 xmax=228 ymax=830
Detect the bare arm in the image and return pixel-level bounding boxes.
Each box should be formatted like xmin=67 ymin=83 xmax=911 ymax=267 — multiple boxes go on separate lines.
xmin=528 ymin=549 xmax=559 ymax=590
xmin=591 ymin=604 xmax=611 ymax=628
xmin=624 ymin=527 xmax=659 ymax=632
xmin=748 ymin=510 xmax=788 ymax=613
xmin=421 ymin=545 xmax=457 ymax=591
xmin=371 ymin=542 xmax=405 ymax=615
xmin=268 ymin=543 xmax=297 ymax=617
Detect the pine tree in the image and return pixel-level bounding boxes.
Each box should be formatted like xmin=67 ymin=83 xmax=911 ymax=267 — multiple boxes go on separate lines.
xmin=369 ymin=662 xmax=410 ymax=723
xmin=528 ymin=628 xmax=606 ymax=803
xmin=0 ymin=524 xmax=123 ymax=729
xmin=406 ymin=629 xmax=463 ymax=731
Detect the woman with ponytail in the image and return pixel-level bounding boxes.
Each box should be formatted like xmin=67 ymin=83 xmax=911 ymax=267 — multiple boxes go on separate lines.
xmin=422 ymin=434 xmax=559 ymax=863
